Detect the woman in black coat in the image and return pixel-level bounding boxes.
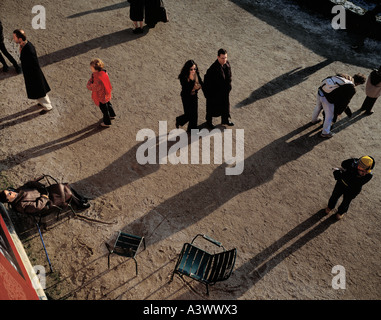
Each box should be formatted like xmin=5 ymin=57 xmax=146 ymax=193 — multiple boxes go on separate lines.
xmin=176 ymin=60 xmax=203 ymax=133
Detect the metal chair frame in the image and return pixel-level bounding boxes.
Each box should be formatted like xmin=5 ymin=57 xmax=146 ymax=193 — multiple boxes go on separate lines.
xmin=170 ymin=234 xmax=237 ymax=295
xmin=105 ymin=231 xmax=146 ymax=275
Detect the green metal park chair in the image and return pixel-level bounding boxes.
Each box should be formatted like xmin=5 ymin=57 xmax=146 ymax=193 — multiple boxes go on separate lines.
xmin=170 ymin=234 xmax=237 ymax=295
xmin=105 ymin=231 xmax=146 ymax=275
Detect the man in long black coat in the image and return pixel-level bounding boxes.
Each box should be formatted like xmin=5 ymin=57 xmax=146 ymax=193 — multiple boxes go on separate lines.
xmin=13 ymin=29 xmax=52 ymax=112
xmin=204 ymin=48 xmax=233 ymax=129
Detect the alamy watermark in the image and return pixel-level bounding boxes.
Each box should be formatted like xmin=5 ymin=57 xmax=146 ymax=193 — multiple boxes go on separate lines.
xmin=136 ymin=121 xmax=245 ymax=175
xmin=32 ymin=265 xmax=46 ymax=289
xmin=331 ymin=265 xmax=346 ymax=290
xmin=32 ymin=5 xmax=46 ymax=29
xmin=331 ymin=5 xmax=346 ymax=30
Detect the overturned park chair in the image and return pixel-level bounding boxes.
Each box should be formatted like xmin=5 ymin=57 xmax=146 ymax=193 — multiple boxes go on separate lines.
xmin=105 ymin=231 xmax=146 ymax=275
xmin=170 ymin=234 xmax=237 ymax=295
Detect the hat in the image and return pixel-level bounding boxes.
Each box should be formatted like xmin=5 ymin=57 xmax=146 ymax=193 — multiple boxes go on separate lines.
xmin=358 ymin=156 xmax=374 ymax=172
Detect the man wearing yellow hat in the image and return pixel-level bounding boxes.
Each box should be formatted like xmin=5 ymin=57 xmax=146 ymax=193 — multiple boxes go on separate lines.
xmin=326 ymin=156 xmax=375 ymax=220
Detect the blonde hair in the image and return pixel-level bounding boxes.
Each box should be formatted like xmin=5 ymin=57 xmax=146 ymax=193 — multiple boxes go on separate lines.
xmin=90 ymin=58 xmax=105 ymax=71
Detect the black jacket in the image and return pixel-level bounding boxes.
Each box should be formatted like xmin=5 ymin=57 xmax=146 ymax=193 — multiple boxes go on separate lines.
xmin=20 ymin=41 xmax=51 ymax=99
xmin=336 ymin=158 xmax=373 ymax=196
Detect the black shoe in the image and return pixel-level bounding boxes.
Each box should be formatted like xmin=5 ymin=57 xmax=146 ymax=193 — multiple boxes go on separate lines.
xmin=15 ymin=65 xmax=21 ymax=74
xmin=344 ymin=107 xmax=352 ymax=118
xmin=222 ymin=121 xmax=234 ymax=126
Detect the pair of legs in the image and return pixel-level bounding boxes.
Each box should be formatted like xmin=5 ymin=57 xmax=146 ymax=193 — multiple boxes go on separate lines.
xmin=311 ymin=91 xmax=334 ymax=135
xmin=360 ymin=96 xmax=377 ymax=114
xmin=327 ymin=181 xmax=356 ymax=218
xmin=176 ymin=95 xmax=198 ymax=132
xmin=69 ymin=186 xmax=90 ymax=209
xmin=99 ymin=101 xmax=116 ymax=126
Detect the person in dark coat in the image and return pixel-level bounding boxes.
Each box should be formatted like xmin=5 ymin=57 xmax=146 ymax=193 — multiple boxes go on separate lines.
xmin=13 ymin=29 xmax=52 ymax=112
xmin=351 ymin=5 xmax=381 ymax=51
xmin=0 ymin=179 xmax=90 ymax=215
xmin=145 ymin=0 xmax=168 ymax=28
xmin=360 ymin=66 xmax=381 ymax=115
xmin=203 ymin=48 xmax=233 ymax=129
xmin=0 ymin=19 xmax=21 ymax=73
xmin=129 ymin=0 xmax=145 ymax=34
xmin=176 ymin=60 xmax=203 ymax=132
xmin=326 ymin=156 xmax=375 ymax=220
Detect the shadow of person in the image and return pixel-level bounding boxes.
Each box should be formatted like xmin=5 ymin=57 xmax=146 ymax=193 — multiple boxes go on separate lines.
xmin=120 ymin=122 xmax=323 ymax=243
xmin=230 ymin=211 xmax=338 ymax=298
xmin=38 ymin=28 xmax=146 ymax=68
xmin=0 ymin=122 xmax=103 ymax=171
xmin=173 ymin=209 xmax=338 ymax=298
xmin=0 ymin=104 xmax=42 ymax=130
xmin=71 ymin=137 xmax=166 ymax=198
xmin=121 ymin=106 xmax=368 ymax=247
xmin=67 ymin=1 xmax=129 ymax=19
xmin=235 ymin=59 xmax=332 ymax=108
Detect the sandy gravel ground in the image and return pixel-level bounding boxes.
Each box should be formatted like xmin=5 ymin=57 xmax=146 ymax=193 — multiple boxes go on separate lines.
xmin=0 ymin=0 xmax=380 ymax=300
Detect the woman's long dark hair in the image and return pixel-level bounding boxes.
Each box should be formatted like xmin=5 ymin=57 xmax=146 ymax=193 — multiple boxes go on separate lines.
xmin=178 ymin=60 xmax=198 ymax=81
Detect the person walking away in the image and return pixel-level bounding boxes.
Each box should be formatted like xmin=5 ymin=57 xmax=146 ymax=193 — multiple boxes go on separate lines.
xmin=87 ymin=58 xmax=116 ymax=127
xmin=13 ymin=29 xmax=52 ymax=113
xmin=360 ymin=66 xmax=381 ymax=115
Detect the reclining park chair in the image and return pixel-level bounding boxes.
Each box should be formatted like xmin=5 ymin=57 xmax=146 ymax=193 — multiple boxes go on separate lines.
xmin=171 ymin=234 xmax=237 ymax=295
xmin=5 ymin=174 xmax=79 ymax=273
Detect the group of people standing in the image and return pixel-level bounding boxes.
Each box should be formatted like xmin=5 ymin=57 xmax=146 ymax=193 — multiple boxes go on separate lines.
xmin=128 ymin=0 xmax=168 ymax=34
xmin=176 ymin=48 xmax=234 ymax=132
xmin=1 ymin=6 xmax=380 ymax=222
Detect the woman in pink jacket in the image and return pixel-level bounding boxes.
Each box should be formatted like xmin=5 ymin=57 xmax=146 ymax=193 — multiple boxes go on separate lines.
xmin=360 ymin=66 xmax=381 ymax=115
xmin=87 ymin=58 xmax=116 ymax=127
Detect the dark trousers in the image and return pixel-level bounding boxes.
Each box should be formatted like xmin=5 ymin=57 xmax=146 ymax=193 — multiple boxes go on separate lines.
xmin=0 ymin=41 xmax=18 ymax=68
xmin=99 ymin=101 xmax=116 ymax=125
xmin=360 ymin=96 xmax=377 ymax=113
xmin=177 ymin=95 xmax=198 ymax=131
xmin=328 ymin=181 xmax=357 ymax=215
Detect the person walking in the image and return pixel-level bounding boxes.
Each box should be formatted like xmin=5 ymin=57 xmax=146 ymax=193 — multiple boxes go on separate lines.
xmin=12 ymin=29 xmax=52 ymax=113
xmin=0 ymin=19 xmax=21 ymax=73
xmin=129 ymin=0 xmax=145 ymax=34
xmin=203 ymin=48 xmax=233 ymax=129
xmin=175 ymin=60 xmax=203 ymax=132
xmin=145 ymin=0 xmax=168 ymax=28
xmin=360 ymin=66 xmax=381 ymax=115
xmin=87 ymin=58 xmax=116 ymax=127
xmin=326 ymin=156 xmax=375 ymax=220
xmin=311 ymin=73 xmax=366 ymax=138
